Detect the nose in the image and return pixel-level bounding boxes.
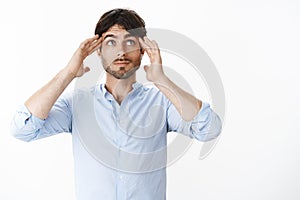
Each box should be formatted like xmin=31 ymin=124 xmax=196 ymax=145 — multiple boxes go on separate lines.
xmin=117 ymin=51 xmax=125 ymax=57
xmin=116 ymin=43 xmax=126 ymax=57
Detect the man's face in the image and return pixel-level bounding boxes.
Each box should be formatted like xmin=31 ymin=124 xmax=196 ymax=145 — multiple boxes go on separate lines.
xmin=99 ymin=25 xmax=143 ymax=79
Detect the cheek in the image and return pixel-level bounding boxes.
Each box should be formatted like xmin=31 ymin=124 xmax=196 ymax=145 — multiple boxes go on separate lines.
xmin=101 ymin=50 xmax=116 ymax=64
xmin=127 ymin=49 xmax=142 ymax=60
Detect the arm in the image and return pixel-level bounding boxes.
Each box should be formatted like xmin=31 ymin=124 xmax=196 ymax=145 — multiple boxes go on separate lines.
xmin=11 ymin=35 xmax=102 ymax=141
xmin=26 ymin=35 xmax=102 ymax=119
xmin=152 ymin=75 xmax=201 ymax=121
xmin=139 ymin=37 xmax=201 ymax=121
xmin=139 ymin=37 xmax=222 ymax=141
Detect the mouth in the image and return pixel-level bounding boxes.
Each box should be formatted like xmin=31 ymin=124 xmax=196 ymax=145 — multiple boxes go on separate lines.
xmin=114 ymin=57 xmax=131 ymax=63
xmin=113 ymin=59 xmax=131 ymax=67
xmin=114 ymin=61 xmax=130 ymax=65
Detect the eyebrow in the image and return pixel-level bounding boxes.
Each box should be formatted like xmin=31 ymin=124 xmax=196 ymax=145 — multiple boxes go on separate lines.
xmin=103 ymin=34 xmax=116 ymax=40
xmin=103 ymin=33 xmax=135 ymax=40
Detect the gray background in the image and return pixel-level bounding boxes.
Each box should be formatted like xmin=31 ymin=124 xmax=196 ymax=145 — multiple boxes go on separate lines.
xmin=1 ymin=0 xmax=299 ymax=199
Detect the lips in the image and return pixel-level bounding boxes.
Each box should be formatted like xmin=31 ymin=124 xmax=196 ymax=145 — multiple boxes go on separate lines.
xmin=114 ymin=61 xmax=130 ymax=64
xmin=113 ymin=58 xmax=131 ymax=66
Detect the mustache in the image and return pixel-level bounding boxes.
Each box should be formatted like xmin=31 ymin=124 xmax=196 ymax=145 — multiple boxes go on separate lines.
xmin=113 ymin=58 xmax=132 ymax=62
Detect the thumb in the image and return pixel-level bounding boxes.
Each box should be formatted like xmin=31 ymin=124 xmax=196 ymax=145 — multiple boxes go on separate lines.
xmin=144 ymin=65 xmax=150 ymax=72
xmin=84 ymin=66 xmax=90 ymax=73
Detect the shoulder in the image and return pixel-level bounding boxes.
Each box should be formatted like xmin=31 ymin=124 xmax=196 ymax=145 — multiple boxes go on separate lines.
xmin=59 ymin=85 xmax=98 ymax=105
xmin=135 ymin=83 xmax=169 ymax=105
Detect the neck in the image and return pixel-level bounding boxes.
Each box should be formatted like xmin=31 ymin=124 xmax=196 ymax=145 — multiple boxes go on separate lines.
xmin=105 ymin=73 xmax=136 ymax=104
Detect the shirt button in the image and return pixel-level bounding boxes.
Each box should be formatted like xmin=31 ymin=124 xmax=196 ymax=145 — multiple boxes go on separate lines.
xmin=119 ymin=175 xmax=123 ymax=180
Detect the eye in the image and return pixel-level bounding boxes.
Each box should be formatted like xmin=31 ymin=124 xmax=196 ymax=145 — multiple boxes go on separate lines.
xmin=125 ymin=39 xmax=135 ymax=46
xmin=106 ymin=40 xmax=116 ymax=46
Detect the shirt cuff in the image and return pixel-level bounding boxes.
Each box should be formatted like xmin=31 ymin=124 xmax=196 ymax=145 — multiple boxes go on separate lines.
xmin=190 ymin=102 xmax=222 ymax=141
xmin=14 ymin=104 xmax=45 ymax=131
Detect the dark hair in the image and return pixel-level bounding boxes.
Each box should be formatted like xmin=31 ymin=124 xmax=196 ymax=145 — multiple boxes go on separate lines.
xmin=94 ymin=8 xmax=147 ymax=38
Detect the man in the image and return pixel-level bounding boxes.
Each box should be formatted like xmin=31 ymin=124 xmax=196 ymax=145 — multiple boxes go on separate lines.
xmin=11 ymin=8 xmax=222 ymax=200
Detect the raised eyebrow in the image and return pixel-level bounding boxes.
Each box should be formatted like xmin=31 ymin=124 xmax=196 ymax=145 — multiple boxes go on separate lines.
xmin=103 ymin=34 xmax=117 ymax=40
xmin=103 ymin=33 xmax=136 ymax=40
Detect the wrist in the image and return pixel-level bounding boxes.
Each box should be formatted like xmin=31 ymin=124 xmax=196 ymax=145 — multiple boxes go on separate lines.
xmin=61 ymin=67 xmax=77 ymax=80
xmin=153 ymin=73 xmax=169 ymax=87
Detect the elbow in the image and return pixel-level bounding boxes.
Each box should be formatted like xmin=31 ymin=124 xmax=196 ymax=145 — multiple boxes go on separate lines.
xmin=192 ymin=111 xmax=222 ymax=142
xmin=211 ymin=113 xmax=222 ymax=140
xmin=10 ymin=120 xmax=38 ymax=143
xmin=11 ymin=133 xmax=35 ymax=143
xmin=12 ymin=134 xmax=34 ymax=143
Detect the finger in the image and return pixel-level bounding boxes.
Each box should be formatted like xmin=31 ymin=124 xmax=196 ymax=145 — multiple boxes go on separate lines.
xmin=84 ymin=66 xmax=90 ymax=73
xmin=80 ymin=36 xmax=97 ymax=48
xmin=139 ymin=38 xmax=152 ymax=58
xmin=86 ymin=34 xmax=100 ymax=43
xmin=151 ymin=40 xmax=159 ymax=50
xmin=143 ymin=37 xmax=156 ymax=49
xmin=151 ymin=40 xmax=160 ymax=55
xmin=144 ymin=65 xmax=150 ymax=72
xmin=139 ymin=37 xmax=149 ymax=50
xmin=139 ymin=37 xmax=153 ymax=57
xmin=149 ymin=39 xmax=160 ymax=52
xmin=87 ymin=36 xmax=103 ymax=55
xmin=86 ymin=35 xmax=101 ymax=50
xmin=143 ymin=37 xmax=160 ymax=55
xmin=80 ymin=35 xmax=101 ymax=50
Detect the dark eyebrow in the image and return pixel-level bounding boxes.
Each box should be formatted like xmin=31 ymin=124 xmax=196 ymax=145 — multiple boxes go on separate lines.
xmin=103 ymin=33 xmax=136 ymax=40
xmin=103 ymin=34 xmax=117 ymax=40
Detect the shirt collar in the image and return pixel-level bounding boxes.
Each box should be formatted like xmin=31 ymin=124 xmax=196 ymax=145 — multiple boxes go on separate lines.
xmin=98 ymin=82 xmax=143 ymax=101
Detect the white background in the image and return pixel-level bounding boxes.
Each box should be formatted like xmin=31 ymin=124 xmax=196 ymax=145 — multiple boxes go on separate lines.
xmin=1 ymin=0 xmax=300 ymax=199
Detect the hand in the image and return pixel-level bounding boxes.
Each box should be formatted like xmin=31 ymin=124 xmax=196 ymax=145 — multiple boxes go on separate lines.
xmin=67 ymin=35 xmax=102 ymax=77
xmin=139 ymin=36 xmax=165 ymax=82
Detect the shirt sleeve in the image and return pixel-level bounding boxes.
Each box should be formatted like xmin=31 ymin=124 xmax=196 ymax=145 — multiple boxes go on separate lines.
xmin=10 ymin=95 xmax=72 ymax=142
xmin=167 ymin=101 xmax=222 ymax=142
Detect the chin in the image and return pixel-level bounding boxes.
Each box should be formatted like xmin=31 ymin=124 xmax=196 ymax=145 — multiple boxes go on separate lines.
xmin=104 ymin=64 xmax=140 ymax=79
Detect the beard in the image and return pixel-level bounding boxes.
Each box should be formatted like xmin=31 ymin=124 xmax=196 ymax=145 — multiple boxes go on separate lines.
xmin=104 ymin=64 xmax=140 ymax=79
xmin=102 ymin=55 xmax=142 ymax=79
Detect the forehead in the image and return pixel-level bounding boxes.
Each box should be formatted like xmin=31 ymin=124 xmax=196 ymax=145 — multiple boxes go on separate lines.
xmin=103 ymin=24 xmax=131 ymax=38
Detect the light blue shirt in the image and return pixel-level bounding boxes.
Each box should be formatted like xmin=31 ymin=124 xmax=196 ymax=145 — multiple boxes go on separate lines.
xmin=11 ymin=82 xmax=222 ymax=200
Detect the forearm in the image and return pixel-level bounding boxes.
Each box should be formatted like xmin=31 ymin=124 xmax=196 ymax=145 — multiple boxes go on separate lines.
xmin=154 ymin=74 xmax=202 ymax=121
xmin=25 ymin=68 xmax=75 ymax=119
xmin=139 ymin=37 xmax=201 ymax=120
